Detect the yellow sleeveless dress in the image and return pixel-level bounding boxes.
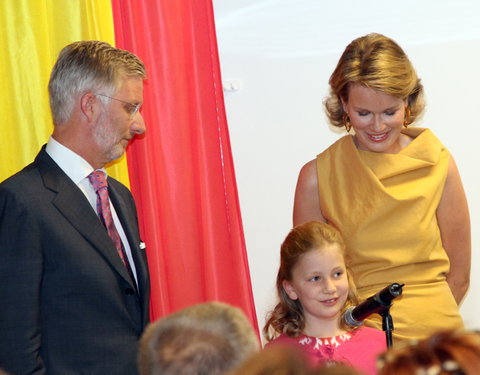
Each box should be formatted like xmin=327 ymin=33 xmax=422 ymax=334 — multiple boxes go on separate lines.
xmin=316 ymin=127 xmax=463 ymax=343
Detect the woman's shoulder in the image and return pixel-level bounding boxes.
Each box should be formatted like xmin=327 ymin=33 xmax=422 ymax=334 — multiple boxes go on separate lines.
xmin=400 ymin=127 xmax=449 ymax=162
xmin=317 ymin=135 xmax=354 ymax=157
xmin=402 ymin=127 xmax=445 ymax=147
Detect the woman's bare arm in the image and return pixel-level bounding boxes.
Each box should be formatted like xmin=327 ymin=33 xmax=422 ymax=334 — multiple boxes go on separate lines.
xmin=293 ymin=159 xmax=326 ymax=226
xmin=436 ymin=156 xmax=471 ymax=304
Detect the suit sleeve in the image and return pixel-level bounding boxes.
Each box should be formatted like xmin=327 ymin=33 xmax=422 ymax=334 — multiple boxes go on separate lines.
xmin=0 ymin=186 xmax=46 ymax=375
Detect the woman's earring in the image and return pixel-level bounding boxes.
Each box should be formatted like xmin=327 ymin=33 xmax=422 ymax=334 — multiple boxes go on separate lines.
xmin=343 ymin=113 xmax=351 ymax=132
xmin=403 ymin=107 xmax=411 ymax=128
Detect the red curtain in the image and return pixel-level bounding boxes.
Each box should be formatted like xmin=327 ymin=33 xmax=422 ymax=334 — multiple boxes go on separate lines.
xmin=111 ymin=0 xmax=258 ymax=331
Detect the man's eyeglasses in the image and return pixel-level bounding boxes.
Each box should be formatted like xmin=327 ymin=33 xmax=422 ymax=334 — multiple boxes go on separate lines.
xmin=95 ymin=93 xmax=142 ymax=119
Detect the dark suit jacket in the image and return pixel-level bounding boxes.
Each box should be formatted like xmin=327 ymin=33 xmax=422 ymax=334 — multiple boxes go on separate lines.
xmin=0 ymin=148 xmax=150 ymax=375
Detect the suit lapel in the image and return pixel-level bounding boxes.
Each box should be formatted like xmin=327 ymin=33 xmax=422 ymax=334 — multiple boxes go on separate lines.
xmin=108 ymin=179 xmax=150 ymax=326
xmin=35 ymin=149 xmax=136 ymax=288
xmin=108 ymin=183 xmax=149 ymax=298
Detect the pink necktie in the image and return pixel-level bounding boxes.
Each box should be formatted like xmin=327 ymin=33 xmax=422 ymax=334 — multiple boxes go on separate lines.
xmin=88 ymin=171 xmax=132 ymax=274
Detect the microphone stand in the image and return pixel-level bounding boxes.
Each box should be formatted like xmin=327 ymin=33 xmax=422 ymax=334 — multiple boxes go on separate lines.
xmin=378 ymin=283 xmax=404 ymax=348
xmin=379 ymin=308 xmax=394 ymax=348
xmin=344 ymin=283 xmax=404 ymax=348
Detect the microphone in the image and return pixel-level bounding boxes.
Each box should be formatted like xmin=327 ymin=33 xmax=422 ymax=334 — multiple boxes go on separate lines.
xmin=344 ymin=283 xmax=404 ymax=327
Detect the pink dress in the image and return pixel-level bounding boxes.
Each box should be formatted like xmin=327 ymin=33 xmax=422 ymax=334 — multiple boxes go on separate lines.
xmin=265 ymin=327 xmax=386 ymax=375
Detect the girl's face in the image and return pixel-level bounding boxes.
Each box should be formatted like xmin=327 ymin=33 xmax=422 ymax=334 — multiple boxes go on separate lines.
xmin=342 ymin=84 xmax=409 ymax=154
xmin=283 ymin=244 xmax=349 ymax=337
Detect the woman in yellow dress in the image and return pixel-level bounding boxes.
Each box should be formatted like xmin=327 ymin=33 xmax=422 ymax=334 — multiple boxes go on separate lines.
xmin=293 ymin=33 xmax=470 ymax=343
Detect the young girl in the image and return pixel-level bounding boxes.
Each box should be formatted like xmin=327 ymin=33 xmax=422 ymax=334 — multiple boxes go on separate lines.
xmin=264 ymin=221 xmax=386 ymax=375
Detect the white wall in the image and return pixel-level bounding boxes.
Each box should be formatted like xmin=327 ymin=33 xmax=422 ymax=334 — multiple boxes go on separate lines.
xmin=213 ymin=0 xmax=480 ymax=340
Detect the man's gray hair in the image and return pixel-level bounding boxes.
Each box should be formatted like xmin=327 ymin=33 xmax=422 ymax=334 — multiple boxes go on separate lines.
xmin=48 ymin=40 xmax=146 ymax=125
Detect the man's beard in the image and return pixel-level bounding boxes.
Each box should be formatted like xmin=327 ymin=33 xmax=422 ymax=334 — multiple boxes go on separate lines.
xmin=92 ymin=115 xmax=126 ymax=164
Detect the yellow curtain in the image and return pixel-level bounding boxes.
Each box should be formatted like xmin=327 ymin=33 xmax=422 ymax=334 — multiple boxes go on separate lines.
xmin=0 ymin=0 xmax=130 ymax=186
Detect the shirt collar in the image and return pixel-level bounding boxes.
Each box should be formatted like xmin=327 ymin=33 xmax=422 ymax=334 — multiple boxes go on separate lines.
xmin=45 ymin=136 xmax=107 ymax=185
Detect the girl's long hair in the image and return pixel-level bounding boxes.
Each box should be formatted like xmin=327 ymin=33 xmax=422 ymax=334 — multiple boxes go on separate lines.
xmin=264 ymin=221 xmax=359 ymax=341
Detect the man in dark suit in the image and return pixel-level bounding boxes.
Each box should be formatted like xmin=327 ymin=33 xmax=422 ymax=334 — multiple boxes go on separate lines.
xmin=0 ymin=41 xmax=150 ymax=375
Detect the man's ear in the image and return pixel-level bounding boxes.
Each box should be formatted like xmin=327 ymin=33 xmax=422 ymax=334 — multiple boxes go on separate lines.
xmin=80 ymin=92 xmax=98 ymax=122
xmin=282 ymin=280 xmax=298 ymax=300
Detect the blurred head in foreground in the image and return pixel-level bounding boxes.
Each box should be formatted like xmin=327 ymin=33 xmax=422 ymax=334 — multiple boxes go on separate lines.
xmin=138 ymin=301 xmax=259 ymax=375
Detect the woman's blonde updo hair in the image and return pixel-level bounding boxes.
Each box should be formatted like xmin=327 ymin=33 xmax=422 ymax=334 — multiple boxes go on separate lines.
xmin=325 ymin=33 xmax=425 ymax=128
